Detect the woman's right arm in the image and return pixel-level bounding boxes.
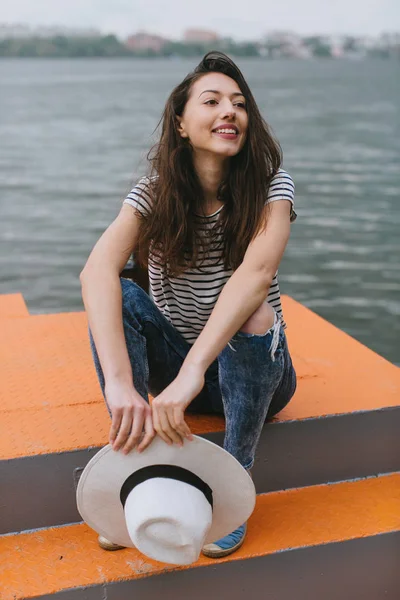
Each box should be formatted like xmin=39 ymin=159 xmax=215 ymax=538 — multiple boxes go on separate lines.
xmin=80 ymin=203 xmax=155 ymax=454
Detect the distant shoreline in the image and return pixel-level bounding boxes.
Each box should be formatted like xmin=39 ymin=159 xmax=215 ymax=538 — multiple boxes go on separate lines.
xmin=0 ymin=56 xmax=393 ymax=61
xmin=0 ymin=34 xmax=396 ymax=60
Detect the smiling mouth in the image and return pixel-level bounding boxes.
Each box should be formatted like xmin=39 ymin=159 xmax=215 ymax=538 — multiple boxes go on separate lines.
xmin=212 ymin=127 xmax=239 ymax=135
xmin=212 ymin=128 xmax=239 ymax=139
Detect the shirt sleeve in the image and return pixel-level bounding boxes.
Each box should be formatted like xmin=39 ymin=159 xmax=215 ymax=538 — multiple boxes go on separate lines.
xmin=266 ymin=169 xmax=297 ymax=223
xmin=123 ymin=176 xmax=153 ymax=217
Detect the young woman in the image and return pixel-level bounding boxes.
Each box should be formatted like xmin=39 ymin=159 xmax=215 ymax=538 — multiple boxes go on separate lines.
xmin=80 ymin=51 xmax=297 ymax=558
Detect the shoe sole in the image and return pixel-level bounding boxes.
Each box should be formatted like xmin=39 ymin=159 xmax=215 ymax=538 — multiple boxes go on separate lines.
xmin=201 ymin=529 xmax=247 ymax=558
xmin=98 ymin=540 xmax=126 ymax=551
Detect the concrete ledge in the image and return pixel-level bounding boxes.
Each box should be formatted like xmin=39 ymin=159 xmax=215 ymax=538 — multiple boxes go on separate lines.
xmin=32 ymin=532 xmax=400 ymax=600
xmin=2 ymin=475 xmax=398 ymax=600
xmin=1 ymin=406 xmax=399 ymax=535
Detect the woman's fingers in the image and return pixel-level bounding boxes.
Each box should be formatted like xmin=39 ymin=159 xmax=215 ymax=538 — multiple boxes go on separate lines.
xmin=172 ymin=406 xmax=193 ymax=440
xmin=153 ymin=403 xmax=184 ymax=446
xmin=160 ymin=409 xmax=182 ymax=445
xmin=111 ymin=400 xmax=190 ymax=452
xmin=162 ymin=408 xmax=185 ymax=446
xmin=121 ymin=404 xmax=146 ymax=454
xmin=137 ymin=411 xmax=156 ymax=453
xmin=112 ymin=409 xmax=134 ymax=451
xmin=151 ymin=405 xmax=172 ymax=445
xmin=109 ymin=408 xmax=123 ymax=446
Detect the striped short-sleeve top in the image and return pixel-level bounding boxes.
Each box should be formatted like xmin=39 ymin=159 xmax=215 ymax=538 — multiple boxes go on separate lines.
xmin=123 ymin=168 xmax=296 ymax=344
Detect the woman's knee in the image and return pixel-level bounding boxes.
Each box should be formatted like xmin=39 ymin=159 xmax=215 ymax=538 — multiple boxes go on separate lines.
xmin=120 ymin=277 xmax=146 ymax=303
xmin=240 ymin=301 xmax=275 ymax=335
xmin=120 ymin=277 xmax=152 ymax=318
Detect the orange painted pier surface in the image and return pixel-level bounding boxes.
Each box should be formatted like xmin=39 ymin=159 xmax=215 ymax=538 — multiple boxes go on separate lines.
xmin=1 ymin=293 xmax=399 ymax=460
xmin=0 ymin=290 xmax=399 ymax=599
xmin=1 ymin=474 xmax=399 ymax=600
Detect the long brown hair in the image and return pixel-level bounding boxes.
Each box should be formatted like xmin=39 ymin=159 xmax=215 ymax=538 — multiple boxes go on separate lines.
xmin=134 ymin=51 xmax=283 ymax=277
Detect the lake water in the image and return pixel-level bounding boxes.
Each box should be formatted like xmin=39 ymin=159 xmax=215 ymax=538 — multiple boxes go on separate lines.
xmin=1 ymin=57 xmax=399 ymax=364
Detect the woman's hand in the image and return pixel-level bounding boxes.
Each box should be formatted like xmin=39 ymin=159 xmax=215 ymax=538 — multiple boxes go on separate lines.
xmin=104 ymin=379 xmax=155 ymax=454
xmin=151 ymin=363 xmax=205 ymax=446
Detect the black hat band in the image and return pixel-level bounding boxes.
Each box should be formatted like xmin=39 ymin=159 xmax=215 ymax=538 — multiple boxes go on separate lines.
xmin=120 ymin=464 xmax=214 ymax=509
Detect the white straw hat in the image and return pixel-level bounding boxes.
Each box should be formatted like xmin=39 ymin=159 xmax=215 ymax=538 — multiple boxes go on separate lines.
xmin=76 ymin=435 xmax=256 ymax=565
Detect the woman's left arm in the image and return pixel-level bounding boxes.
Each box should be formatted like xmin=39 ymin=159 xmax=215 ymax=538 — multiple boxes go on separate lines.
xmin=184 ymin=199 xmax=292 ymax=371
xmin=150 ymin=200 xmax=293 ymax=447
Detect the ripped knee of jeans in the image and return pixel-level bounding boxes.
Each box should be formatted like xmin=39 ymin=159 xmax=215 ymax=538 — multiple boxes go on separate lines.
xmin=269 ymin=311 xmax=281 ymax=362
xmin=227 ymin=310 xmax=282 ymax=360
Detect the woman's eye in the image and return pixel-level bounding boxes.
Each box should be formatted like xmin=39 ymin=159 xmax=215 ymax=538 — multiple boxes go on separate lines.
xmin=205 ymin=99 xmax=246 ymax=109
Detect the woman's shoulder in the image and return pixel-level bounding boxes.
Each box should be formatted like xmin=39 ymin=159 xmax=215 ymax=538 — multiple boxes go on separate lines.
xmin=271 ymin=167 xmax=295 ymax=186
xmin=123 ymin=175 xmax=158 ymax=216
xmin=267 ymin=168 xmax=295 ymax=199
xmin=133 ymin=174 xmax=158 ymax=196
xmin=267 ymin=168 xmax=297 ymax=222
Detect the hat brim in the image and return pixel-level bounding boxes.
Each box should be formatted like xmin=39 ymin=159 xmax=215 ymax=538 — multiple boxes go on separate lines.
xmin=77 ymin=435 xmax=256 ymax=548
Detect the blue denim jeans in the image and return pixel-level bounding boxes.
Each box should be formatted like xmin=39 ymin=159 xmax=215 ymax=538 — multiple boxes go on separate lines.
xmin=89 ymin=277 xmax=297 ymax=470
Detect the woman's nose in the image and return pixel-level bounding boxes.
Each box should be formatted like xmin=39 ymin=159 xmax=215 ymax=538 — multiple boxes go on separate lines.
xmin=220 ymin=106 xmax=236 ymax=119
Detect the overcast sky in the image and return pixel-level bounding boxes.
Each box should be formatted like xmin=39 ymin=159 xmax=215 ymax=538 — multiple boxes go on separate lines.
xmin=2 ymin=0 xmax=399 ymax=40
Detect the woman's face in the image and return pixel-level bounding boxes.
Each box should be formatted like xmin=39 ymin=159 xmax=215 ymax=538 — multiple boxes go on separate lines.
xmin=177 ymin=72 xmax=248 ymax=159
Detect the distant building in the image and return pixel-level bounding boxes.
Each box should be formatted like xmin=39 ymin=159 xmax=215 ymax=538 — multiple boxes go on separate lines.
xmin=261 ymin=31 xmax=311 ymax=58
xmin=329 ymin=35 xmax=346 ymax=58
xmin=126 ymin=31 xmax=167 ymax=52
xmin=183 ymin=29 xmax=219 ymax=43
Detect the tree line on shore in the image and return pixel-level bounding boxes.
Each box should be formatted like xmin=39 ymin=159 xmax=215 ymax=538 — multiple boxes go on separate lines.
xmin=0 ymin=35 xmax=260 ymax=58
xmin=0 ymin=34 xmax=393 ymax=59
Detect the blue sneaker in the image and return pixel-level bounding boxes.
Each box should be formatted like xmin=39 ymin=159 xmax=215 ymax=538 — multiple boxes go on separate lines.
xmin=202 ymin=523 xmax=247 ymax=558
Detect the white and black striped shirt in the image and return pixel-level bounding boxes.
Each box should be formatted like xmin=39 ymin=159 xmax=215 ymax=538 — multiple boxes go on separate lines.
xmin=124 ymin=168 xmax=296 ymax=344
